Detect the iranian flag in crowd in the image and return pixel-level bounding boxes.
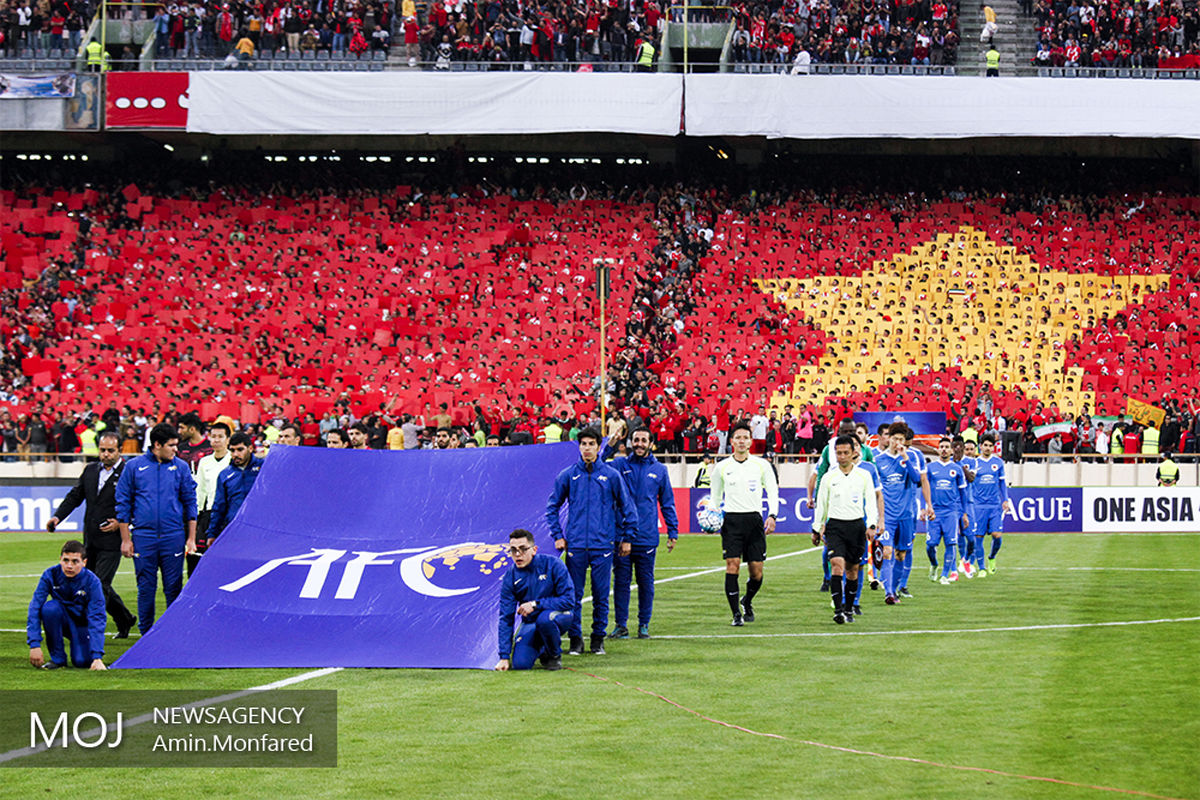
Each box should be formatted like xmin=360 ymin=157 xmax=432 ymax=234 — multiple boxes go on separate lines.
xmin=1033 ymin=420 xmax=1075 ymax=441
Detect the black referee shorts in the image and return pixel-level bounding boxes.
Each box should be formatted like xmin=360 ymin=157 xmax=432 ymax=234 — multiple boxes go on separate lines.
xmin=824 ymin=518 xmax=867 ymax=564
xmin=721 ymin=511 xmax=767 ymax=562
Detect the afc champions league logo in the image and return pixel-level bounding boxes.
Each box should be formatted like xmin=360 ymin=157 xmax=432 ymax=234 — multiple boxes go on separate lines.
xmin=219 ymin=543 xmax=512 ymax=600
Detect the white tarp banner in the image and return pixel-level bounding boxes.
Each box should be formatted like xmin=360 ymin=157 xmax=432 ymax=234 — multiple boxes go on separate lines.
xmin=187 ymin=72 xmax=683 ymax=136
xmin=1082 ymin=487 xmax=1200 ymax=532
xmin=683 ymin=75 xmax=1200 ymax=139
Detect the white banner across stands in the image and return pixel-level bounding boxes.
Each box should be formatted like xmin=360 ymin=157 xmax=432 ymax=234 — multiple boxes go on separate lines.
xmin=186 ymin=72 xmax=1200 ymax=139
xmin=682 ymin=74 xmax=1200 ymax=139
xmin=186 ymin=72 xmax=684 ymax=136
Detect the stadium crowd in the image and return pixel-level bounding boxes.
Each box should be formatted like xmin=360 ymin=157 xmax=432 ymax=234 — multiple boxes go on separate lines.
xmin=1029 ymin=0 xmax=1200 ymax=69
xmin=3 ymin=157 xmax=1200 ymax=465
xmin=731 ymin=0 xmax=961 ymax=67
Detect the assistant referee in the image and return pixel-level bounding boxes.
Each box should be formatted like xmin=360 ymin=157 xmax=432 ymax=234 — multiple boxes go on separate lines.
xmin=711 ymin=422 xmax=779 ymax=626
xmin=812 ymin=435 xmax=879 ymax=624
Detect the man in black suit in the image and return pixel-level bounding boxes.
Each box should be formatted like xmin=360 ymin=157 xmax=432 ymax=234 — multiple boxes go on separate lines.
xmin=47 ymin=431 xmax=136 ymax=637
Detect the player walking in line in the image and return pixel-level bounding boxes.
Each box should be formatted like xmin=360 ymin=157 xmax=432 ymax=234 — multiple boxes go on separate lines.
xmin=711 ymin=422 xmax=779 ymax=626
xmin=954 ymin=436 xmax=978 ymax=578
xmin=973 ymin=435 xmax=1012 ymax=575
xmin=897 ymin=426 xmax=932 ymax=598
xmin=874 ymin=423 xmax=921 ymax=604
xmin=926 ymin=437 xmax=969 ymax=585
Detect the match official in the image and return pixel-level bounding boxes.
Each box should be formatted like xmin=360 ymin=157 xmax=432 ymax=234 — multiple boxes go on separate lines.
xmin=115 ymin=423 xmax=197 ymax=635
xmin=812 ymin=435 xmax=879 ymax=624
xmin=711 ymin=422 xmax=779 ymax=626
xmin=546 ymin=428 xmax=638 ymax=656
xmin=495 ymin=529 xmax=575 ymax=671
xmin=27 ymin=540 xmax=107 ymax=670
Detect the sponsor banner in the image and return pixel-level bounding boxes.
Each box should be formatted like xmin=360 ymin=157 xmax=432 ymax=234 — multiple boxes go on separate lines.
xmin=113 ymin=443 xmax=580 ymax=669
xmin=0 ymin=486 xmax=82 ymax=533
xmin=687 ymin=486 xmax=1082 ymax=534
xmin=854 ymin=412 xmax=946 ymax=436
xmin=1083 ymin=487 xmax=1200 ymax=532
xmin=106 ymin=72 xmax=189 ymax=129
xmin=0 ymin=73 xmax=75 ymax=99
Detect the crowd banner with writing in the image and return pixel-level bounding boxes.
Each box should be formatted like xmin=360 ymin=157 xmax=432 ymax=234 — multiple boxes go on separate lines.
xmin=1125 ymin=398 xmax=1166 ymax=428
xmin=113 ymin=443 xmax=580 ymax=669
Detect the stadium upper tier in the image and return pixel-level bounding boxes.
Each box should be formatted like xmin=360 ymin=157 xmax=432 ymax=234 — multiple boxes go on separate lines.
xmin=1 ymin=183 xmax=1197 ymax=423
xmin=3 ymin=0 xmax=1198 ymax=76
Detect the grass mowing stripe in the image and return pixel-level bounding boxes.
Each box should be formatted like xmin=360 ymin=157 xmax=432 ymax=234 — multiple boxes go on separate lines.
xmin=567 ymin=667 xmax=1190 ymax=800
xmin=0 ymin=666 xmax=344 ymax=765
xmin=651 ymin=616 xmax=1200 ymax=639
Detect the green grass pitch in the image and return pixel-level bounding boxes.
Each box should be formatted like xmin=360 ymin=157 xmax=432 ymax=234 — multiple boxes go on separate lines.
xmin=0 ymin=531 xmax=1197 ymax=800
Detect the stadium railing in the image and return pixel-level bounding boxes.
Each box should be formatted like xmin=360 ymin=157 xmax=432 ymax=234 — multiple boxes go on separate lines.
xmin=2 ymin=55 xmax=1197 ymax=78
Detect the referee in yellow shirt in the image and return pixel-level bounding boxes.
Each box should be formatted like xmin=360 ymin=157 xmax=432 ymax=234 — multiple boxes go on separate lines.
xmin=711 ymin=422 xmax=779 ymax=626
xmin=813 ymin=435 xmax=879 ymax=624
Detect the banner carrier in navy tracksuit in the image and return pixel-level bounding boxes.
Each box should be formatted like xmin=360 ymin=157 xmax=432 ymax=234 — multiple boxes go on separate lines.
xmin=115 ymin=428 xmax=198 ymax=635
xmin=496 ymin=549 xmax=576 ymax=670
xmin=607 ymin=442 xmax=678 ymax=639
xmin=546 ymin=432 xmax=638 ymax=656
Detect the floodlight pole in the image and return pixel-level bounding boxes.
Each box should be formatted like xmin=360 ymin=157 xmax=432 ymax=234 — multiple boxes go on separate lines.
xmin=595 ymin=259 xmax=612 ymax=424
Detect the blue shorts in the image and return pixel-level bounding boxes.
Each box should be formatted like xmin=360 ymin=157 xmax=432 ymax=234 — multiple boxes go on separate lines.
xmin=976 ymin=505 xmax=1004 ymax=537
xmin=927 ymin=511 xmax=959 ymax=548
xmin=882 ymin=515 xmax=916 ymax=551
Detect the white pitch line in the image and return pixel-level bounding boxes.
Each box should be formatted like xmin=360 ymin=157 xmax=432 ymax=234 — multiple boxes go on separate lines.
xmin=0 ymin=628 xmax=141 ymax=639
xmin=0 ymin=574 xmax=44 ymax=578
xmin=0 ymin=666 xmax=344 ymax=764
xmin=582 ymin=545 xmax=822 ymax=604
xmin=651 ymin=616 xmax=1200 ymax=640
xmin=1009 ymin=566 xmax=1200 ymax=572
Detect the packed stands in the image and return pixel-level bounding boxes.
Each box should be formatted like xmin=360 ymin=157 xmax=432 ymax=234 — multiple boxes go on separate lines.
xmin=2 ymin=158 xmax=1198 ymax=439
xmin=731 ymin=0 xmax=962 ymax=67
xmin=1029 ymin=0 xmax=1200 ymax=70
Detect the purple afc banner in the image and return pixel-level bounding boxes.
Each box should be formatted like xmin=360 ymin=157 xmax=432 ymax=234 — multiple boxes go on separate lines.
xmin=854 ymin=411 xmax=947 ymax=436
xmin=687 ymin=487 xmax=1082 ymax=534
xmin=113 ymin=442 xmax=581 ymax=670
xmin=0 ymin=486 xmax=82 ymax=533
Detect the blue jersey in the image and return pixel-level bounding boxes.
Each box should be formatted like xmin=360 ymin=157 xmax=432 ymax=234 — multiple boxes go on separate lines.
xmin=875 ymin=450 xmax=921 ymax=521
xmin=906 ymin=447 xmax=927 ymax=518
xmin=927 ymin=459 xmax=968 ymax=513
xmin=958 ymin=456 xmax=977 ymax=506
xmin=972 ymin=455 xmax=1009 ymax=507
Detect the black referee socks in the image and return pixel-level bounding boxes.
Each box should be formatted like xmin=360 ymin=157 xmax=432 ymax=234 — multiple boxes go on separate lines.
xmin=745 ymin=577 xmax=762 ymax=602
xmin=843 ymin=578 xmax=858 ymax=613
xmin=725 ymin=573 xmax=740 ymax=615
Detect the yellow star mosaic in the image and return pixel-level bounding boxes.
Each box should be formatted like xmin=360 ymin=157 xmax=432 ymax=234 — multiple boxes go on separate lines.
xmin=757 ymin=226 xmax=1170 ymax=415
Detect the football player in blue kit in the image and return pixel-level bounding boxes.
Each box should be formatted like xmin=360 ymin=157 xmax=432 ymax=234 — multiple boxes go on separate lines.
xmin=874 ymin=423 xmax=922 ymax=604
xmin=926 ymin=437 xmax=970 ymax=585
xmin=953 ymin=436 xmax=978 ymax=579
xmin=972 ymin=435 xmax=1012 ymax=576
